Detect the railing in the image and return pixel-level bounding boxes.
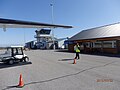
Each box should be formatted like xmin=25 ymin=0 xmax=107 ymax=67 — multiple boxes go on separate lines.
xmin=34 ymin=35 xmax=52 ymax=38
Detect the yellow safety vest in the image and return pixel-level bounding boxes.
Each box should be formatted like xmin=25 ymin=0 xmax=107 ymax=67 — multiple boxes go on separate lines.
xmin=74 ymin=45 xmax=80 ymax=52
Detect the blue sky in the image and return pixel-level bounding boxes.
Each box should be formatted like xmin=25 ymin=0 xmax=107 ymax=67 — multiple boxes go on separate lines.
xmin=0 ymin=0 xmax=120 ymax=46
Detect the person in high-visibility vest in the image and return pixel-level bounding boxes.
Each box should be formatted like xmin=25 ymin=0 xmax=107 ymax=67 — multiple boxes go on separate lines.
xmin=74 ymin=43 xmax=80 ymax=59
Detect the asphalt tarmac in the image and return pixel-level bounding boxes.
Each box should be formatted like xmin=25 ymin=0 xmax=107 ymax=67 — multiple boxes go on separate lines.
xmin=0 ymin=50 xmax=120 ymax=90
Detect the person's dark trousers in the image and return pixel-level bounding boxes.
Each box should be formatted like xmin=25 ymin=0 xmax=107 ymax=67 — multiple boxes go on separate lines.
xmin=75 ymin=52 xmax=80 ymax=59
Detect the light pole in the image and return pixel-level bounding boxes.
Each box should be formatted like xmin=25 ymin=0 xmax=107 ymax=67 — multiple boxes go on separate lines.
xmin=50 ymin=2 xmax=55 ymax=50
xmin=24 ymin=29 xmax=26 ymax=46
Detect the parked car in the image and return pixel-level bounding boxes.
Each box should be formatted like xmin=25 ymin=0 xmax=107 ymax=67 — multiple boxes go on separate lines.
xmin=0 ymin=46 xmax=29 ymax=64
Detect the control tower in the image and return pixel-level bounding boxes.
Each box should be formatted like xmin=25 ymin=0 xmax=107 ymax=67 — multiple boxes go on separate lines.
xmin=34 ymin=29 xmax=54 ymax=49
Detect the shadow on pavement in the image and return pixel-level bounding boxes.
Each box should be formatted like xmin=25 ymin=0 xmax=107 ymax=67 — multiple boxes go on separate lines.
xmin=55 ymin=49 xmax=74 ymax=53
xmin=0 ymin=62 xmax=32 ymax=69
xmin=55 ymin=49 xmax=120 ymax=58
xmin=58 ymin=58 xmax=74 ymax=61
xmin=2 ymin=85 xmax=17 ymax=90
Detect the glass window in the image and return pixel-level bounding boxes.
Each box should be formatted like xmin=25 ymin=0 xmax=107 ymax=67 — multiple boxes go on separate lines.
xmin=4 ymin=48 xmax=11 ymax=55
xmin=103 ymin=41 xmax=116 ymax=48
xmin=94 ymin=41 xmax=102 ymax=48
xmin=113 ymin=41 xmax=116 ymax=48
xmin=13 ymin=48 xmax=23 ymax=55
xmin=85 ymin=42 xmax=90 ymax=48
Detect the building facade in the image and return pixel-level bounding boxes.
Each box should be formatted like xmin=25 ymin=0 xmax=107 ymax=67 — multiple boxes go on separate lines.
xmin=68 ymin=23 xmax=120 ymax=54
xmin=25 ymin=29 xmax=68 ymax=49
xmin=34 ymin=29 xmax=52 ymax=49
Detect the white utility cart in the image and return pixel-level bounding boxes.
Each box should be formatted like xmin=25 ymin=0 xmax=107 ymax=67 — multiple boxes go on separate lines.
xmin=0 ymin=46 xmax=29 ymax=64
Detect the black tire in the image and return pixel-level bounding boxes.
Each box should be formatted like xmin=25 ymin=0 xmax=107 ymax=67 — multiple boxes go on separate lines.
xmin=8 ymin=60 xmax=14 ymax=65
xmin=24 ymin=57 xmax=29 ymax=62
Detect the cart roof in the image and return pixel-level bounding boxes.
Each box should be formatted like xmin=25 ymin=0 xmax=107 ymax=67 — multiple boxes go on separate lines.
xmin=7 ymin=46 xmax=24 ymax=48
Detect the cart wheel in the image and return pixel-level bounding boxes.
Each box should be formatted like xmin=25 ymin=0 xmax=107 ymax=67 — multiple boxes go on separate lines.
xmin=24 ymin=57 xmax=29 ymax=62
xmin=8 ymin=60 xmax=14 ymax=65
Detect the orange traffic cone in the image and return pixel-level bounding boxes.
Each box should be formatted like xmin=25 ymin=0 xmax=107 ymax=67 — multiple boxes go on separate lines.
xmin=18 ymin=74 xmax=24 ymax=88
xmin=73 ymin=59 xmax=76 ymax=64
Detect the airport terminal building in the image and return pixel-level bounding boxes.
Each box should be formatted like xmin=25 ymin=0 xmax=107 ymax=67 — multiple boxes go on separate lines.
xmin=25 ymin=29 xmax=68 ymax=49
xmin=68 ymin=23 xmax=120 ymax=54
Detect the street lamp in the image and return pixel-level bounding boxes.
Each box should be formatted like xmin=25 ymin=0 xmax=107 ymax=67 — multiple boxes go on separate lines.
xmin=50 ymin=3 xmax=55 ymax=50
xmin=24 ymin=29 xmax=26 ymax=46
